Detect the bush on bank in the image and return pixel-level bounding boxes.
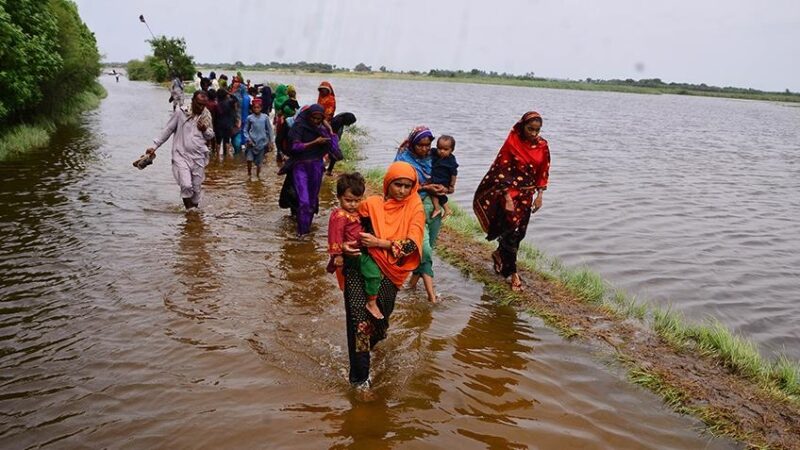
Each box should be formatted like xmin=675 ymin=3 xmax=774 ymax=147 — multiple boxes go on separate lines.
xmin=0 ymin=0 xmax=102 ymax=158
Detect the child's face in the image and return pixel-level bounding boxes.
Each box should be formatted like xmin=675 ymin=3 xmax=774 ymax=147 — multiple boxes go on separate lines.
xmin=436 ymin=139 xmax=453 ymax=158
xmin=252 ymin=103 xmax=262 ymax=114
xmin=339 ymin=189 xmax=362 ymax=213
xmin=387 ymin=178 xmax=414 ymax=201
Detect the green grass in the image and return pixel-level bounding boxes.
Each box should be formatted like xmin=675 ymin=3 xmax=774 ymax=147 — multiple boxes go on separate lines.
xmin=0 ymin=82 xmax=107 ymax=161
xmin=627 ymin=365 xmax=754 ymax=445
xmin=339 ymin=118 xmax=800 ymax=406
xmin=439 ymin=184 xmax=800 ymax=404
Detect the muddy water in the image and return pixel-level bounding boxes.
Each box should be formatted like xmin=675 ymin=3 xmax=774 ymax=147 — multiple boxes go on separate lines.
xmin=0 ymin=76 xmax=739 ymax=448
xmin=253 ymin=72 xmax=800 ymax=362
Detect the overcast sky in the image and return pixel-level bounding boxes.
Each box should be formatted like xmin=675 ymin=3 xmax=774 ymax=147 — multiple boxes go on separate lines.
xmin=75 ymin=0 xmax=800 ymax=92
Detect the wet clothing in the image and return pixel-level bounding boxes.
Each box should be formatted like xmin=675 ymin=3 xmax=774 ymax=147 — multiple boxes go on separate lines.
xmin=395 ymin=138 xmax=440 ymax=278
xmin=214 ymin=95 xmax=237 ymax=148
xmin=326 ymin=208 xmax=381 ymax=295
xmin=152 ymin=106 xmax=214 ymax=204
xmin=429 ymin=148 xmax=458 ymax=205
xmin=274 ymin=84 xmax=300 ymax=118
xmin=326 ymin=112 xmax=357 ymax=173
xmin=317 ymin=81 xmax=336 ymax=122
xmin=343 ymin=162 xmax=424 ymax=384
xmin=259 ymin=85 xmax=274 ymax=115
xmin=236 ymin=88 xmax=251 ymax=152
xmin=279 ymin=105 xmax=342 ymax=235
xmin=244 ymin=112 xmax=273 ymax=151
xmin=473 ymin=112 xmax=550 ymax=277
xmin=170 ymin=77 xmax=185 ymax=109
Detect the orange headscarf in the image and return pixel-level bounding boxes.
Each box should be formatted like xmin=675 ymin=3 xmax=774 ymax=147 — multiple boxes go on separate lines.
xmin=317 ymin=81 xmax=336 ymax=122
xmin=358 ymin=162 xmax=425 ymax=287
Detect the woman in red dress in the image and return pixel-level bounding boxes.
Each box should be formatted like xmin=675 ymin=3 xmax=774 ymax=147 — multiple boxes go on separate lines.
xmin=473 ymin=111 xmax=550 ymax=291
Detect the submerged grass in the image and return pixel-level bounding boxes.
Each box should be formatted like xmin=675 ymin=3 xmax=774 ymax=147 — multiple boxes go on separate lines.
xmin=443 ymin=195 xmax=800 ymax=404
xmin=0 ymin=82 xmax=107 ymax=161
xmin=338 ymin=122 xmax=800 ymax=406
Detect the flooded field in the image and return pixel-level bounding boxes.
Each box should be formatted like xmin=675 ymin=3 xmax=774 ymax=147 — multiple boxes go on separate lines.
xmin=1 ymin=74 xmax=786 ymax=448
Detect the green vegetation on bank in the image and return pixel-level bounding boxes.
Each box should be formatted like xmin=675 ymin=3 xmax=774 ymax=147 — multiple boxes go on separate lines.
xmin=339 ymin=126 xmax=800 ymax=408
xmin=0 ymin=82 xmax=106 ymax=160
xmin=443 ymin=201 xmax=800 ymax=402
xmin=0 ymin=0 xmax=103 ymax=159
xmin=126 ymin=36 xmax=196 ymax=82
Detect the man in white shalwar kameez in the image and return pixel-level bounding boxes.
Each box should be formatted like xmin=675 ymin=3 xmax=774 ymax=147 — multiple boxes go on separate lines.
xmin=146 ymin=91 xmax=214 ymax=210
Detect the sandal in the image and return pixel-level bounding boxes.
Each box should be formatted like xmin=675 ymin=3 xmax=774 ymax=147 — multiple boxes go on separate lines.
xmin=510 ymin=273 xmax=524 ymax=292
xmin=491 ymin=250 xmax=503 ymax=274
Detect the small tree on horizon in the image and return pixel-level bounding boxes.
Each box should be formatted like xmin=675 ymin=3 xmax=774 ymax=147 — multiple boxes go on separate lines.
xmin=354 ymin=62 xmax=372 ymax=72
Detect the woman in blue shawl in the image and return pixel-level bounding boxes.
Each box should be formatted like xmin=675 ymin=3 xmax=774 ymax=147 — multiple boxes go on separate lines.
xmin=279 ymin=104 xmax=342 ymax=236
xmin=394 ymin=125 xmax=448 ymax=303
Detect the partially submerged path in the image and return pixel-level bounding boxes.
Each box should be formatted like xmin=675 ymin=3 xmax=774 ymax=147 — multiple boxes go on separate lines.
xmin=432 ymin=228 xmax=800 ymax=449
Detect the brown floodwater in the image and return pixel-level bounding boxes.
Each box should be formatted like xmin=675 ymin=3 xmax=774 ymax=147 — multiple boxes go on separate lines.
xmin=0 ymin=76 xmax=746 ymax=448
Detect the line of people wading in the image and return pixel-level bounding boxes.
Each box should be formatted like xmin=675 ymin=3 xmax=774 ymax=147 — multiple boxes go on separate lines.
xmin=137 ymin=74 xmax=550 ymax=391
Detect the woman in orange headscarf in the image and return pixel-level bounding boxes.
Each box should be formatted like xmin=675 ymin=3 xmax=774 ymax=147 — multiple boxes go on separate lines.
xmin=317 ymin=81 xmax=336 ymax=122
xmin=473 ymin=111 xmax=550 ymax=292
xmin=342 ymin=161 xmax=425 ymax=389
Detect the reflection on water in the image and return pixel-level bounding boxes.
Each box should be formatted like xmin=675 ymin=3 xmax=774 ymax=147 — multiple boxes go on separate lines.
xmin=0 ymin=76 xmax=742 ymax=448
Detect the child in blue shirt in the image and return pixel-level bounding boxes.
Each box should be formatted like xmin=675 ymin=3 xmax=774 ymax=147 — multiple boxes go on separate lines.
xmin=243 ymin=99 xmax=274 ymax=179
xmin=430 ymin=135 xmax=458 ymax=218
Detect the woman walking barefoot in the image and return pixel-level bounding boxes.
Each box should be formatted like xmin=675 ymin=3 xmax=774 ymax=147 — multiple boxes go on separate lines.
xmin=473 ymin=111 xmax=550 ymax=291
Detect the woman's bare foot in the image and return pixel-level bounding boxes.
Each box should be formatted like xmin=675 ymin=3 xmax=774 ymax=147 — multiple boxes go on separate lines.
xmin=366 ymin=301 xmax=384 ymax=320
xmin=509 ymin=273 xmax=524 ymax=292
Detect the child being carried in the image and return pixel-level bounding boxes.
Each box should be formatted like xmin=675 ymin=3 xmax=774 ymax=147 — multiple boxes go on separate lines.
xmin=429 ymin=135 xmax=459 ymax=218
xmin=327 ymin=172 xmax=384 ymax=320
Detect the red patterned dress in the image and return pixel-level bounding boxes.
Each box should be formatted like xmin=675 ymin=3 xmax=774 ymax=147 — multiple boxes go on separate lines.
xmin=473 ymin=118 xmax=550 ymax=277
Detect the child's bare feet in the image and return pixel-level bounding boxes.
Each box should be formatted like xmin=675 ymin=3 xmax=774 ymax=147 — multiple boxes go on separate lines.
xmin=366 ymin=300 xmax=384 ymax=320
xmin=431 ymin=207 xmax=443 ymax=218
xmin=442 ymin=205 xmax=452 ymax=219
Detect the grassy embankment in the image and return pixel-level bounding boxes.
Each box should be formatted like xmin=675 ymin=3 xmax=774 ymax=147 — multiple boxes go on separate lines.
xmin=335 ymin=126 xmax=800 ymax=448
xmin=0 ymin=82 xmax=107 ymax=161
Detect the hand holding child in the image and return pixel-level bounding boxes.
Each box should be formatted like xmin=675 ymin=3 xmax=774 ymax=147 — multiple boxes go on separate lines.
xmin=342 ymin=240 xmax=361 ymax=256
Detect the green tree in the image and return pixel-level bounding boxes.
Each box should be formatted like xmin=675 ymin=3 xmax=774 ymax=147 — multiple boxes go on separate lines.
xmin=147 ymin=36 xmax=196 ymax=82
xmin=41 ymin=0 xmax=101 ymax=115
xmin=0 ymin=0 xmax=101 ymax=125
xmin=0 ymin=0 xmax=62 ymax=122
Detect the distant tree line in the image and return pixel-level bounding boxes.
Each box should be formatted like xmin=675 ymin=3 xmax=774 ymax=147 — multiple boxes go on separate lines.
xmin=0 ymin=0 xmax=102 ymax=127
xmin=118 ymin=56 xmax=799 ymax=97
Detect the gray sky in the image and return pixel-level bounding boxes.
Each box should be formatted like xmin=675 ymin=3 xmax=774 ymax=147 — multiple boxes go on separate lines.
xmin=75 ymin=0 xmax=800 ymax=92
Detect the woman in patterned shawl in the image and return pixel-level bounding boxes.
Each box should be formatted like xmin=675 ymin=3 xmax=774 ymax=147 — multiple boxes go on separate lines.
xmin=472 ymin=111 xmax=550 ymax=291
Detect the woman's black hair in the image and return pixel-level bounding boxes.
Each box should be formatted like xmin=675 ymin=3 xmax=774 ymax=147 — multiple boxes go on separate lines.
xmin=336 ymin=172 xmax=366 ymax=197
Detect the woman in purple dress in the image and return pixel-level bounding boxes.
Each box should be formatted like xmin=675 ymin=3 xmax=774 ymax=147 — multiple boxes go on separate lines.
xmin=279 ymin=104 xmax=342 ymax=236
